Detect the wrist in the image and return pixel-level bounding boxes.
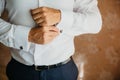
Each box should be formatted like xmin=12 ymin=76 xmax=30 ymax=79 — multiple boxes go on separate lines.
xmin=56 ymin=9 xmax=61 ymax=24
xmin=28 ymin=28 xmax=35 ymax=42
xmin=28 ymin=29 xmax=32 ymax=42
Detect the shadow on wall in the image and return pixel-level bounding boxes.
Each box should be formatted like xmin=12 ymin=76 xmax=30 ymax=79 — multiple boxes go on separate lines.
xmin=0 ymin=0 xmax=120 ymax=80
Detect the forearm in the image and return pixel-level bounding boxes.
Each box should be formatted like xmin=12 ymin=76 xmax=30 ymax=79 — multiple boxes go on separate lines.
xmin=57 ymin=0 xmax=102 ymax=36
xmin=0 ymin=18 xmax=31 ymax=51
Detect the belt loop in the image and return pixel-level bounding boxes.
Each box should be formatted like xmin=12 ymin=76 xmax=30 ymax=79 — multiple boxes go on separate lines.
xmin=48 ymin=66 xmax=50 ymax=70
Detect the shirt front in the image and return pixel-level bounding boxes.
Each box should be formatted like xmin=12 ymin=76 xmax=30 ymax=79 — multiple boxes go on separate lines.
xmin=0 ymin=0 xmax=102 ymax=65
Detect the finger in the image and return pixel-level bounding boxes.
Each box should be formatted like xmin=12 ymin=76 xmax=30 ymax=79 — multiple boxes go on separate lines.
xmin=49 ymin=27 xmax=60 ymax=33
xmin=39 ymin=7 xmax=47 ymax=12
xmin=41 ymin=27 xmax=59 ymax=33
xmin=44 ymin=31 xmax=59 ymax=37
xmin=42 ymin=31 xmax=59 ymax=44
xmin=46 ymin=27 xmax=60 ymax=33
xmin=31 ymin=8 xmax=40 ymax=15
xmin=31 ymin=7 xmax=47 ymax=15
xmin=43 ymin=32 xmax=58 ymax=42
xmin=32 ymin=13 xmax=42 ymax=20
xmin=39 ymin=20 xmax=58 ymax=26
xmin=39 ymin=20 xmax=55 ymax=26
xmin=41 ymin=27 xmax=52 ymax=32
xmin=39 ymin=21 xmax=48 ymax=26
xmin=43 ymin=32 xmax=59 ymax=44
xmin=35 ymin=18 xmax=44 ymax=24
xmin=49 ymin=32 xmax=59 ymax=38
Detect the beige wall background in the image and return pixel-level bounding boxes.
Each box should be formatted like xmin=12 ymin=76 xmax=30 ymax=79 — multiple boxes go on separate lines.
xmin=0 ymin=0 xmax=120 ymax=80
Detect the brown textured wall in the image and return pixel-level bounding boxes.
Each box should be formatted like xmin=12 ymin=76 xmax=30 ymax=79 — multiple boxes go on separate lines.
xmin=73 ymin=0 xmax=120 ymax=80
xmin=0 ymin=0 xmax=120 ymax=80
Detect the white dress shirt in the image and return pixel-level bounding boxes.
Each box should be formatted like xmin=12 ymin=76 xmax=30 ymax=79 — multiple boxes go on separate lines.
xmin=0 ymin=0 xmax=102 ymax=65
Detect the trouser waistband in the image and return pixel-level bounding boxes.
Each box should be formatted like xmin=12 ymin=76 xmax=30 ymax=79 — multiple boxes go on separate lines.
xmin=10 ymin=57 xmax=72 ymax=71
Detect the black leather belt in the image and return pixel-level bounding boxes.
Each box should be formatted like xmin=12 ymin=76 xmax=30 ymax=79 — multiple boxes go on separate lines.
xmin=33 ymin=58 xmax=71 ymax=71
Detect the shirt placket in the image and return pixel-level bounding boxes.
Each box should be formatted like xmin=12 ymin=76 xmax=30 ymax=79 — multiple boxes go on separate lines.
xmin=33 ymin=0 xmax=44 ymax=66
xmin=38 ymin=0 xmax=44 ymax=7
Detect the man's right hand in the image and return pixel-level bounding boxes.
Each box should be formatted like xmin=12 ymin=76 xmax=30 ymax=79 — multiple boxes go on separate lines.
xmin=28 ymin=26 xmax=60 ymax=44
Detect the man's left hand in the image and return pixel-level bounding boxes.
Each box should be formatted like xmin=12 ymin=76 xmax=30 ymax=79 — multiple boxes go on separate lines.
xmin=31 ymin=7 xmax=61 ymax=26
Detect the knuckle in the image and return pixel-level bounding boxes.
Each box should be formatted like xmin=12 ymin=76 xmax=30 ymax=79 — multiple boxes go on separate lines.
xmin=41 ymin=7 xmax=47 ymax=11
xmin=43 ymin=12 xmax=47 ymax=16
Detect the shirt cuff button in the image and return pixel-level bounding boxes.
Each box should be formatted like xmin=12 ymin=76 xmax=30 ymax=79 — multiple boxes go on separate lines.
xmin=60 ymin=30 xmax=63 ymax=33
xmin=20 ymin=46 xmax=23 ymax=50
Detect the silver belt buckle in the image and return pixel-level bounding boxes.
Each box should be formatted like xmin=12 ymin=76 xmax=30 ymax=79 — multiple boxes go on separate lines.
xmin=35 ymin=66 xmax=41 ymax=71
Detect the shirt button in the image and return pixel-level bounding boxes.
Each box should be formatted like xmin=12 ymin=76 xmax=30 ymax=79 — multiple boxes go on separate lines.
xmin=60 ymin=30 xmax=63 ymax=33
xmin=20 ymin=46 xmax=23 ymax=50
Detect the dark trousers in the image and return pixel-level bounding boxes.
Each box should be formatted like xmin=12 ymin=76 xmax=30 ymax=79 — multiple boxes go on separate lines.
xmin=6 ymin=58 xmax=78 ymax=80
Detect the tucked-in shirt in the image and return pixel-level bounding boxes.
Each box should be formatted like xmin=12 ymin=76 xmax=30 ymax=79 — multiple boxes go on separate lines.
xmin=0 ymin=0 xmax=102 ymax=65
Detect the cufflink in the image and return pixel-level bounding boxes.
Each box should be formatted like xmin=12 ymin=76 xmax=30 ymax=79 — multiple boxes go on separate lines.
xmin=20 ymin=46 xmax=23 ymax=50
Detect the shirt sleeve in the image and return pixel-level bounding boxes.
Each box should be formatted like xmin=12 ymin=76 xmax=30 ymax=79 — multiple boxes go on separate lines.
xmin=0 ymin=0 xmax=31 ymax=52
xmin=57 ymin=0 xmax=102 ymax=36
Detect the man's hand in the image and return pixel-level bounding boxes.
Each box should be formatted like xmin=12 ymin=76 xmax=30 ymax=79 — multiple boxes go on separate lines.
xmin=28 ymin=26 xmax=60 ymax=44
xmin=31 ymin=7 xmax=61 ymax=26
